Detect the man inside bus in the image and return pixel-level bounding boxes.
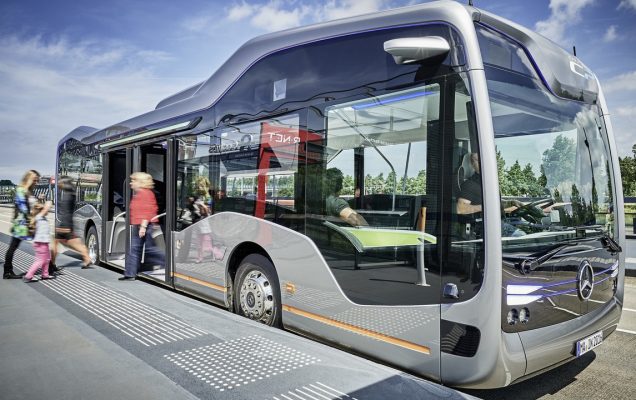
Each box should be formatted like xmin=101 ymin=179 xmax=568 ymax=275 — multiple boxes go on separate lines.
xmin=456 ymin=152 xmax=525 ymax=237
xmin=324 ymin=168 xmax=368 ymax=227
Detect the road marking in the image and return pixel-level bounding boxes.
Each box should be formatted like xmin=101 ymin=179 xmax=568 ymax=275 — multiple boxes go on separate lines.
xmin=624 ymin=308 xmax=636 ymax=313
xmin=617 ymin=328 xmax=636 ymax=335
xmin=626 ymin=258 xmax=636 ymax=264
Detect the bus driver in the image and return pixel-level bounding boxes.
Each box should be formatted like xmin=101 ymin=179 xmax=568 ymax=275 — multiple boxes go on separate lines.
xmin=324 ymin=168 xmax=368 ymax=227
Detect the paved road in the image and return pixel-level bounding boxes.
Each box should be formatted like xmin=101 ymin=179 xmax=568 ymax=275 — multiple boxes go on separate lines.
xmin=1 ymin=206 xmax=635 ymax=400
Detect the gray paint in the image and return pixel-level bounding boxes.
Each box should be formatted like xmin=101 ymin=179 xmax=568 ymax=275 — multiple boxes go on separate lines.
xmin=56 ymin=0 xmax=625 ymax=389
xmin=173 ymin=212 xmax=442 ymax=381
xmin=477 ymin=11 xmax=598 ymax=103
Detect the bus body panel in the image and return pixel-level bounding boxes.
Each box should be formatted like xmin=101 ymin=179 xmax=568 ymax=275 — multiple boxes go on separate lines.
xmin=173 ymin=212 xmax=442 ymax=381
xmin=596 ymin=84 xmax=627 ymax=307
xmin=439 ymin=67 xmax=509 ymax=388
xmin=518 ymin=298 xmax=620 ymax=377
xmin=73 ymin=204 xmax=101 ymax=242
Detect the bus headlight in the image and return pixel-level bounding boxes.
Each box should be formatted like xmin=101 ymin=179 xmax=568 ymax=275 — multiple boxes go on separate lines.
xmin=519 ymin=307 xmax=530 ymax=324
xmin=507 ymin=309 xmax=519 ymax=325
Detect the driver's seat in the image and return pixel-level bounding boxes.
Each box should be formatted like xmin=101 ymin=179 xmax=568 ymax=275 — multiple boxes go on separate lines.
xmin=456 ymin=152 xmax=475 ymax=194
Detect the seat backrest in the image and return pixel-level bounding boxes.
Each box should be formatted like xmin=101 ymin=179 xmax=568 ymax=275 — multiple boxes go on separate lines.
xmin=457 ymin=152 xmax=475 ymax=192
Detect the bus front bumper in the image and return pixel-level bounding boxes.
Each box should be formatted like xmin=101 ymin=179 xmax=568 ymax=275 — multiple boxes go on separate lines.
xmin=515 ymin=296 xmax=622 ymax=381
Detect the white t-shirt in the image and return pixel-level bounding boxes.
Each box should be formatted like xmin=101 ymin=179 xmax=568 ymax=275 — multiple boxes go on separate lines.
xmin=33 ymin=215 xmax=50 ymax=243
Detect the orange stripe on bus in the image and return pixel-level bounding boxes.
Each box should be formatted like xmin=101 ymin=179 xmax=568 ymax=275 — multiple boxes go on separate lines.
xmin=173 ymin=272 xmax=226 ymax=292
xmin=282 ymin=305 xmax=430 ymax=355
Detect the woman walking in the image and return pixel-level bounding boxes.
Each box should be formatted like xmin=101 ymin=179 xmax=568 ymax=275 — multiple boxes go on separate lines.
xmin=119 ymin=172 xmax=165 ymax=281
xmin=3 ymin=170 xmax=39 ymax=279
xmin=23 ymin=201 xmax=55 ymax=282
xmin=50 ymin=176 xmax=91 ymax=271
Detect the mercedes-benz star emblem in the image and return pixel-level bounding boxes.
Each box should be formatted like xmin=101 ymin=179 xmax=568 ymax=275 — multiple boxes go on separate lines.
xmin=577 ymin=261 xmax=594 ymax=301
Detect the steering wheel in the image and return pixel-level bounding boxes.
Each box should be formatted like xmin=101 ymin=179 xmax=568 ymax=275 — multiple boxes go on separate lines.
xmin=506 ymin=198 xmax=551 ymax=223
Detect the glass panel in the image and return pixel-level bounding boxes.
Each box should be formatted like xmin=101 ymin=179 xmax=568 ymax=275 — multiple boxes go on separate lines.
xmin=176 ymin=114 xmax=303 ymax=233
xmin=307 ymin=83 xmax=444 ymax=306
xmin=137 ymin=142 xmax=168 ymax=280
xmin=57 ymin=138 xmax=83 ymax=204
xmin=78 ymin=152 xmax=102 ymax=213
xmin=480 ymin=30 xmax=615 ymax=251
xmin=105 ymin=150 xmax=128 ymax=266
xmin=214 ymin=23 xmax=460 ymax=125
xmin=446 ymin=73 xmax=485 ymax=295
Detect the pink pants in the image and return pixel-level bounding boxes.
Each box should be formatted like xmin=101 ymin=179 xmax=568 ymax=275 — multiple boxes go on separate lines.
xmin=25 ymin=242 xmax=51 ymax=279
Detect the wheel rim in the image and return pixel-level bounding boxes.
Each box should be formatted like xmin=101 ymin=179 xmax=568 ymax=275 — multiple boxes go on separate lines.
xmin=239 ymin=270 xmax=275 ymax=325
xmin=87 ymin=234 xmax=98 ymax=263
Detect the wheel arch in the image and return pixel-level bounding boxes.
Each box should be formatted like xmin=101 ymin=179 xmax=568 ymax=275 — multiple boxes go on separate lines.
xmin=226 ymin=241 xmax=274 ymax=311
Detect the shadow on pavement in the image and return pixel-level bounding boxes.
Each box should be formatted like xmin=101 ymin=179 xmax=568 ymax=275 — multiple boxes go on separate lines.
xmin=464 ymin=351 xmax=596 ymax=400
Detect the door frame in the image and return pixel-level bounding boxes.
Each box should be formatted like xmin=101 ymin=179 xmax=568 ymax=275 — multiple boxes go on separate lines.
xmin=100 ymin=147 xmax=132 ymax=266
xmin=132 ymin=139 xmax=175 ymax=287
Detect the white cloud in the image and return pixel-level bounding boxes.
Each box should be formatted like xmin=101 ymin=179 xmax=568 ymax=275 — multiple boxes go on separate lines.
xmin=618 ymin=0 xmax=636 ymax=11
xmin=228 ymin=2 xmax=256 ymax=21
xmin=223 ymin=0 xmax=393 ymax=33
xmin=319 ymin=0 xmax=387 ymax=21
xmin=181 ymin=15 xmax=216 ymax=33
xmin=603 ymin=25 xmax=618 ymax=42
xmin=0 ymin=35 xmax=188 ymax=183
xmin=535 ymin=0 xmax=594 ymax=46
xmin=250 ymin=2 xmax=312 ymax=32
xmin=603 ymin=70 xmax=636 ymax=93
xmin=615 ymin=106 xmax=636 ymax=117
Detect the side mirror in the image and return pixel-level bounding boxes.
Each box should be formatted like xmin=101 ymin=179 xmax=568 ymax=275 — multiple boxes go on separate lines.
xmin=384 ymin=36 xmax=450 ymax=65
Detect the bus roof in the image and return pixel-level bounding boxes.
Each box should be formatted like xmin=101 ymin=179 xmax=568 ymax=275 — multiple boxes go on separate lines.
xmin=66 ymin=0 xmax=598 ymax=147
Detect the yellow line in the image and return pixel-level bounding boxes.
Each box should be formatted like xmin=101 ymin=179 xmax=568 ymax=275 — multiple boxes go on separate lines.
xmin=282 ymin=305 xmax=430 ymax=355
xmin=173 ymin=272 xmax=226 ymax=292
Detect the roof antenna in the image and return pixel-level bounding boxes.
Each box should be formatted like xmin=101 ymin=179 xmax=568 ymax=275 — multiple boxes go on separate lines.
xmin=573 ymin=45 xmax=577 ymax=57
xmin=468 ymin=0 xmax=474 ymax=5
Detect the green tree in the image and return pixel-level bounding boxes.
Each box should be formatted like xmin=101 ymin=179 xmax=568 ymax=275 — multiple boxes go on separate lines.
xmin=619 ymin=146 xmax=636 ymax=196
xmin=538 ymin=164 xmax=547 ymax=188
xmin=341 ymin=175 xmax=354 ymax=196
xmin=496 ymin=150 xmax=512 ymax=195
xmin=521 ymin=163 xmax=544 ymax=196
xmin=505 ymin=160 xmax=524 ymax=196
xmin=542 ymin=134 xmax=576 ymax=189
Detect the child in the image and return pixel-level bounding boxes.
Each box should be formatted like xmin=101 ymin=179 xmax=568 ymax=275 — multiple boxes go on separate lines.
xmin=24 ymin=201 xmax=54 ymax=282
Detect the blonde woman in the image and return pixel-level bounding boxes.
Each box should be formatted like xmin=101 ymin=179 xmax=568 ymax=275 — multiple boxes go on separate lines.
xmin=4 ymin=170 xmax=39 ymax=279
xmin=119 ymin=172 xmax=165 ymax=281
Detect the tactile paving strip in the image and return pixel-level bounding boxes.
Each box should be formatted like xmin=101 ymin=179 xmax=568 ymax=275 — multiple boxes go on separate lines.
xmin=164 ymin=335 xmax=321 ymax=392
xmin=273 ymin=381 xmax=360 ymax=400
xmin=1 ymin=242 xmax=208 ymax=346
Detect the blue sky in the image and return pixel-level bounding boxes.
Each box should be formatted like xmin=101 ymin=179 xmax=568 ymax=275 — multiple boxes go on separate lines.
xmin=0 ymin=0 xmax=635 ymax=184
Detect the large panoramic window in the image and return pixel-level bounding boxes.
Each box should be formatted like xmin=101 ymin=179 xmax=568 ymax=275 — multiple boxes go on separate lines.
xmin=479 ymin=26 xmax=615 ymax=250
xmin=176 ymin=114 xmax=303 ymax=232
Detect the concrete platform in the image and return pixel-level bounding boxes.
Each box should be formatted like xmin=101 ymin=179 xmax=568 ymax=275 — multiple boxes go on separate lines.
xmin=0 ymin=234 xmax=474 ymax=400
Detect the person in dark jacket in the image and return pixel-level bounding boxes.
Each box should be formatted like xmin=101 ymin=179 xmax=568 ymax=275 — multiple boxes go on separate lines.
xmin=50 ymin=176 xmax=91 ymax=271
xmin=3 ymin=170 xmax=39 ymax=279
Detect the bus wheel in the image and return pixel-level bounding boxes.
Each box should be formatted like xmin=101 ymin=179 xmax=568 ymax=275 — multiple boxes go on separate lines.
xmin=234 ymin=254 xmax=282 ymax=328
xmin=86 ymin=226 xmax=100 ymax=264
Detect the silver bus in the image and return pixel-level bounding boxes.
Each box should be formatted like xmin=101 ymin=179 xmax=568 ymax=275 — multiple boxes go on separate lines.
xmin=56 ymin=1 xmax=626 ymax=388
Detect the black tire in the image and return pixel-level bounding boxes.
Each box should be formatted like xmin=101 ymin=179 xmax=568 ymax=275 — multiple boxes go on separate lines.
xmin=234 ymin=254 xmax=282 ymax=328
xmin=86 ymin=225 xmax=100 ymax=265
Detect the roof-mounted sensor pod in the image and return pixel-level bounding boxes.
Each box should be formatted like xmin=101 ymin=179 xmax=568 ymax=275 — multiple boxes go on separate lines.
xmin=383 ymin=36 xmax=450 ymax=64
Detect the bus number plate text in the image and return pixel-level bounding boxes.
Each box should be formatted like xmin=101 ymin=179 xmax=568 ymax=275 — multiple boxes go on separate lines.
xmin=576 ymin=331 xmax=603 ymax=357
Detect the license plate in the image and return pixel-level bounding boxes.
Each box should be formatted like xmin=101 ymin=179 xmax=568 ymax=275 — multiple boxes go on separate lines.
xmin=576 ymin=331 xmax=603 ymax=357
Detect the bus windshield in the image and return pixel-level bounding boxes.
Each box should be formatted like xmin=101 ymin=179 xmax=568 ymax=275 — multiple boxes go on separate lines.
xmin=481 ymin=33 xmax=615 ymax=251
